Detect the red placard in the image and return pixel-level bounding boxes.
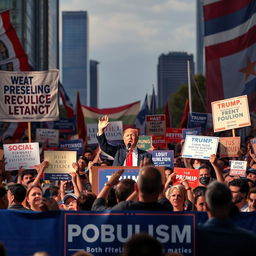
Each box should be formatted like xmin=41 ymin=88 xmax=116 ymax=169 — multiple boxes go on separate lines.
xmin=152 ymin=135 xmax=167 ymax=149
xmin=173 ymin=168 xmax=200 ymax=189
xmin=166 ymin=128 xmax=183 ymax=143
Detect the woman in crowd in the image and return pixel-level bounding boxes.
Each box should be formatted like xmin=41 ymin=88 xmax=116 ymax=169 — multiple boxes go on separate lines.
xmin=26 ymin=185 xmax=43 ymax=211
xmin=166 ymin=184 xmax=187 ymax=211
xmin=194 ymin=192 xmax=206 ymax=211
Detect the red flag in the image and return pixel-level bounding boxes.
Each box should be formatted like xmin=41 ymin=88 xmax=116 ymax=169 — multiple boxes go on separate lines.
xmin=76 ymin=92 xmax=87 ymax=140
xmin=165 ymin=102 xmax=172 ymax=128
xmin=179 ymin=99 xmax=190 ymax=128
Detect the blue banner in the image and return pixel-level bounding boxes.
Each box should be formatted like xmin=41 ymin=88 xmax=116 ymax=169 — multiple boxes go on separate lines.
xmin=188 ymin=113 xmax=208 ymax=130
xmin=151 ymin=150 xmax=174 ymax=168
xmin=182 ymin=127 xmax=201 ymax=139
xmin=60 ymin=139 xmax=84 ymax=155
xmin=0 ymin=210 xmax=256 ymax=256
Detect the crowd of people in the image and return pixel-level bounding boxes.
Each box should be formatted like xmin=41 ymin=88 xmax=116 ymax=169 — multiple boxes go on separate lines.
xmin=0 ymin=115 xmax=256 ymax=255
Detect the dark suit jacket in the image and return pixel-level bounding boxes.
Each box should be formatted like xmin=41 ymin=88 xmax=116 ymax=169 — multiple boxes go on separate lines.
xmin=96 ymin=133 xmax=154 ymax=166
xmin=197 ymin=218 xmax=256 ymax=256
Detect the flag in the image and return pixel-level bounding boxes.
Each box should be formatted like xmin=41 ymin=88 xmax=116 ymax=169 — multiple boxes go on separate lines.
xmin=81 ymin=101 xmax=140 ymax=130
xmin=135 ymin=95 xmax=150 ymax=135
xmin=204 ymin=0 xmax=256 ymax=112
xmin=76 ymin=92 xmax=86 ymax=140
xmin=0 ymin=10 xmax=29 ymax=71
xmin=59 ymin=83 xmax=75 ymax=118
xmin=0 ymin=10 xmax=29 ymax=140
xmin=179 ymin=99 xmax=190 ymax=128
xmin=150 ymin=87 xmax=156 ymax=115
xmin=165 ymin=102 xmax=172 ymax=128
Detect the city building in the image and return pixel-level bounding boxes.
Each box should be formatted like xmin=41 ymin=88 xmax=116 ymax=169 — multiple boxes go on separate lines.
xmin=157 ymin=52 xmax=194 ymax=108
xmin=62 ymin=11 xmax=89 ymax=106
xmin=89 ymin=60 xmax=99 ymax=108
xmin=196 ymin=0 xmax=204 ymax=75
xmin=0 ymin=0 xmax=59 ymax=70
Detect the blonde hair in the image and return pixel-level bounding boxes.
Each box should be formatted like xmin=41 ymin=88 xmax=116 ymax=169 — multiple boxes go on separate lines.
xmin=166 ymin=184 xmax=187 ymax=201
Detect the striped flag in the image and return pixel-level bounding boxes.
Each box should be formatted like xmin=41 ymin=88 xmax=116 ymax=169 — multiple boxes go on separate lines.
xmin=204 ymin=0 xmax=256 ymax=112
xmin=81 ymin=101 xmax=140 ymax=130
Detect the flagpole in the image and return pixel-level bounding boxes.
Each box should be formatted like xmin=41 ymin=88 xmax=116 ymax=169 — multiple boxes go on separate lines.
xmin=28 ymin=121 xmax=31 ymax=143
xmin=187 ymin=60 xmax=192 ymax=113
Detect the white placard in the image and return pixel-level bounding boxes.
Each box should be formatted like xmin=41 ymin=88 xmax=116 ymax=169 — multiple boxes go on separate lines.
xmin=36 ymin=128 xmax=59 ymax=146
xmin=211 ymin=95 xmax=251 ymax=132
xmin=3 ymin=142 xmax=40 ymax=170
xmin=230 ymin=160 xmax=247 ymax=177
xmin=0 ymin=70 xmax=59 ymax=122
xmin=181 ymin=135 xmax=219 ymax=160
xmin=87 ymin=121 xmax=123 ymax=144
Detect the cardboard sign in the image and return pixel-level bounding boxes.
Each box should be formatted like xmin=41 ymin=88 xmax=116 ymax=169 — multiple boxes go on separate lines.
xmin=173 ymin=168 xmax=199 ymax=189
xmin=211 ymin=95 xmax=251 ymax=132
xmin=230 ymin=160 xmax=247 ymax=177
xmin=87 ymin=121 xmax=123 ymax=144
xmin=151 ymin=150 xmax=174 ymax=168
xmin=0 ymin=70 xmax=59 ymax=122
xmin=137 ymin=135 xmax=152 ymax=151
xmin=36 ymin=128 xmax=59 ymax=146
xmin=146 ymin=114 xmax=166 ymax=135
xmin=44 ymin=151 xmax=77 ymax=180
xmin=219 ymin=137 xmax=240 ymax=158
xmin=152 ymin=135 xmax=167 ymax=149
xmin=182 ymin=135 xmax=219 ymax=160
xmin=3 ymin=142 xmax=40 ymax=170
xmin=166 ymin=128 xmax=182 ymax=143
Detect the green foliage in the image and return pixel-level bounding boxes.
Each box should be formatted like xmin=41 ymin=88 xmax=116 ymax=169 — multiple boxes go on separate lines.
xmin=169 ymin=74 xmax=206 ymax=127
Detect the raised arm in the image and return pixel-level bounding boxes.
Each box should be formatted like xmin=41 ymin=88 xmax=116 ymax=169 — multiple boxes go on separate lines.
xmin=98 ymin=115 xmax=109 ymax=136
xmin=209 ymin=154 xmax=224 ymax=183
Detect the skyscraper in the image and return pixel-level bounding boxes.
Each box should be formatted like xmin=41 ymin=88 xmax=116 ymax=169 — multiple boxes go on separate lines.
xmin=90 ymin=60 xmax=99 ymax=108
xmin=62 ymin=11 xmax=89 ymax=106
xmin=0 ymin=0 xmax=59 ymax=70
xmin=157 ymin=52 xmax=194 ymax=108
xmin=196 ymin=0 xmax=204 ymax=74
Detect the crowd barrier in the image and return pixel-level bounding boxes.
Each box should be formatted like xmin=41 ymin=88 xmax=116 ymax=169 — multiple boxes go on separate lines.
xmin=0 ymin=210 xmax=255 ymax=256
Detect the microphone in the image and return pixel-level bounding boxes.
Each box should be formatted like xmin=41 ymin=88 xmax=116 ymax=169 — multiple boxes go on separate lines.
xmin=127 ymin=142 xmax=131 ymax=150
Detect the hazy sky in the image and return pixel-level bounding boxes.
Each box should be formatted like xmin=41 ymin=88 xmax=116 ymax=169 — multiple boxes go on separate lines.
xmin=60 ymin=0 xmax=196 ymax=108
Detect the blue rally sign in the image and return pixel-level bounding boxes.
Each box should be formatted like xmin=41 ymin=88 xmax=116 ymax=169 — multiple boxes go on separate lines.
xmin=188 ymin=112 xmax=208 ymax=130
xmin=60 ymin=139 xmax=84 ymax=155
xmin=151 ymin=150 xmax=174 ymax=168
xmin=64 ymin=212 xmax=196 ymax=256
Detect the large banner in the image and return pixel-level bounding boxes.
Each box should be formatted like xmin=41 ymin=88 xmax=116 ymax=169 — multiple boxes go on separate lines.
xmin=181 ymin=135 xmax=219 ymax=160
xmin=3 ymin=142 xmax=40 ymax=170
xmin=0 ymin=70 xmax=59 ymax=122
xmin=211 ymin=95 xmax=251 ymax=132
xmin=64 ymin=212 xmax=196 ymax=256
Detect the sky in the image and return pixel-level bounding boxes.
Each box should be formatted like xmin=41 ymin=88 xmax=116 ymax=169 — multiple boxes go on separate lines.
xmin=60 ymin=0 xmax=196 ymax=108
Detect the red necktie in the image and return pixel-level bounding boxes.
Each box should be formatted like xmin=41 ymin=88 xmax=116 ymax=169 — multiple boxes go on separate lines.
xmin=126 ymin=148 xmax=133 ymax=166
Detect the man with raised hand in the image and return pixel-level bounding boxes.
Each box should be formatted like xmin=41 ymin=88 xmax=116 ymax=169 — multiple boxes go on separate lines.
xmin=97 ymin=115 xmax=153 ymax=166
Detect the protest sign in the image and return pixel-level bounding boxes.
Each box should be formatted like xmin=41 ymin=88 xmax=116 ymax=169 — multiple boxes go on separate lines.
xmin=60 ymin=139 xmax=84 ymax=155
xmin=173 ymin=168 xmax=199 ymax=189
xmin=36 ymin=128 xmax=59 ymax=146
xmin=182 ymin=127 xmax=201 ymax=139
xmin=91 ymin=166 xmax=165 ymax=194
xmin=230 ymin=160 xmax=247 ymax=177
xmin=151 ymin=150 xmax=174 ymax=168
xmin=137 ymin=135 xmax=152 ymax=151
xmin=44 ymin=151 xmax=77 ymax=180
xmin=152 ymin=135 xmax=167 ymax=149
xmin=0 ymin=70 xmax=59 ymax=122
xmin=211 ymin=95 xmax=251 ymax=132
xmin=64 ymin=212 xmax=196 ymax=256
xmin=188 ymin=112 xmax=208 ymax=130
xmin=146 ymin=114 xmax=166 ymax=135
xmin=87 ymin=121 xmax=123 ymax=144
xmin=3 ymin=142 xmax=40 ymax=170
xmin=219 ymin=137 xmax=240 ymax=158
xmin=44 ymin=117 xmax=76 ymax=134
xmin=181 ymin=135 xmax=219 ymax=160
xmin=166 ymin=128 xmax=182 ymax=143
